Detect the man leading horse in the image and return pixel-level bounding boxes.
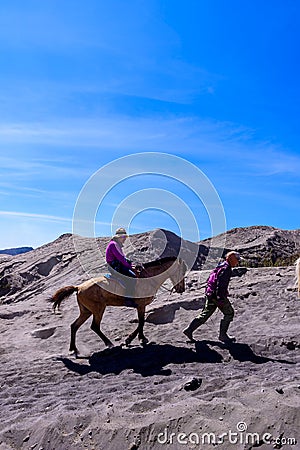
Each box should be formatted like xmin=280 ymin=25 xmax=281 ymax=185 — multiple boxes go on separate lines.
xmin=183 ymin=251 xmax=241 ymax=343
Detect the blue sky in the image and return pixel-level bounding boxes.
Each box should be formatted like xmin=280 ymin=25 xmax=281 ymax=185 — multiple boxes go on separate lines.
xmin=0 ymin=0 xmax=299 ymax=248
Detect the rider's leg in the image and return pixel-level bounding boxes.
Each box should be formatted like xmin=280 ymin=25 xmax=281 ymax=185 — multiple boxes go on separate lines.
xmin=118 ymin=265 xmax=137 ymax=307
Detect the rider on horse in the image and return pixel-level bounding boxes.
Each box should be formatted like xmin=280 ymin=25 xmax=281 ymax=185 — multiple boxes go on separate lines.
xmin=105 ymin=228 xmax=137 ymax=307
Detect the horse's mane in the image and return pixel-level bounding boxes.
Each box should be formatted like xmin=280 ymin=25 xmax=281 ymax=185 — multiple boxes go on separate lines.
xmin=143 ymin=256 xmax=178 ymax=268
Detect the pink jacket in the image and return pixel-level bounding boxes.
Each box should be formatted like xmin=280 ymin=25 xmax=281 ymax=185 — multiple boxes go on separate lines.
xmin=105 ymin=240 xmax=132 ymax=268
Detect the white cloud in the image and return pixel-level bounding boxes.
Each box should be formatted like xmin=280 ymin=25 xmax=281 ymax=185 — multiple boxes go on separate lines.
xmin=0 ymin=210 xmax=71 ymax=223
xmin=250 ymin=147 xmax=300 ymax=175
xmin=0 ymin=116 xmax=253 ymax=151
xmin=0 ymin=154 xmax=91 ymax=183
xmin=0 ymin=214 xmax=70 ymax=249
xmin=0 ymin=116 xmax=299 ymax=177
xmin=0 ymin=210 xmax=114 ymax=248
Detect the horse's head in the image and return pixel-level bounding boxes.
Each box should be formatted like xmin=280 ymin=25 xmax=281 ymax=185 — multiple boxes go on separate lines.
xmin=169 ymin=258 xmax=187 ymax=294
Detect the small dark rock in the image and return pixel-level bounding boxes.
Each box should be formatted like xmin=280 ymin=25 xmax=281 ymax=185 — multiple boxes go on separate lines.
xmin=283 ymin=341 xmax=298 ymax=350
xmin=232 ymin=267 xmax=248 ymax=277
xmin=275 ymin=388 xmax=284 ymax=395
xmin=183 ymin=377 xmax=202 ymax=391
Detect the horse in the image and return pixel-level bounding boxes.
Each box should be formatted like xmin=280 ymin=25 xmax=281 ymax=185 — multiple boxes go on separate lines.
xmin=296 ymin=257 xmax=300 ymax=298
xmin=51 ymin=256 xmax=187 ymax=356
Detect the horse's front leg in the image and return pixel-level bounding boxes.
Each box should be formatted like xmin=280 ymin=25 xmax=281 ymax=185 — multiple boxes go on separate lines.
xmin=137 ymin=305 xmax=148 ymax=346
xmin=125 ymin=304 xmax=147 ymax=346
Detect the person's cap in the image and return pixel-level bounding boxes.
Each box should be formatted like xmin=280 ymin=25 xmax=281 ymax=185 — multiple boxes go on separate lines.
xmin=113 ymin=227 xmax=128 ymax=239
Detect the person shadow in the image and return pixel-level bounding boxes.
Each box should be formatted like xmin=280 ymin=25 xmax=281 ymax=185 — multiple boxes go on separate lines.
xmin=58 ymin=341 xmax=223 ymax=378
xmin=203 ymin=340 xmax=295 ymax=365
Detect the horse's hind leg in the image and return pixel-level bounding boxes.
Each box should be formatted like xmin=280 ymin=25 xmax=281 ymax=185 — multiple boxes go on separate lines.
xmin=91 ymin=305 xmax=114 ymax=348
xmin=70 ymin=304 xmax=91 ymax=356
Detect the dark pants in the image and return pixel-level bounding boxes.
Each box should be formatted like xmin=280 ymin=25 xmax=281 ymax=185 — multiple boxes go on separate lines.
xmin=196 ymin=294 xmax=234 ymax=326
xmin=108 ymin=261 xmax=136 ymax=297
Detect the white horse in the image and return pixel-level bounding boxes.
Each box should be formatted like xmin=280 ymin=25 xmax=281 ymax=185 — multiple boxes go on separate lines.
xmin=296 ymin=257 xmax=300 ymax=298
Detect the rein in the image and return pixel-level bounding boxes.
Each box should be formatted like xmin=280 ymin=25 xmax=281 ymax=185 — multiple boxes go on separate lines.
xmin=137 ymin=264 xmax=175 ymax=295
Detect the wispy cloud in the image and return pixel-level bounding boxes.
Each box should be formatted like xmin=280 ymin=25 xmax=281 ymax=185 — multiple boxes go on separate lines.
xmin=0 ymin=155 xmax=91 ymax=182
xmin=247 ymin=146 xmax=300 ymax=175
xmin=0 ymin=116 xmax=262 ymax=148
xmin=0 ymin=210 xmax=113 ymax=227
xmin=1 ymin=116 xmax=299 ymax=177
xmin=0 ymin=210 xmax=71 ymax=223
xmin=0 ymin=117 xmax=191 ymax=147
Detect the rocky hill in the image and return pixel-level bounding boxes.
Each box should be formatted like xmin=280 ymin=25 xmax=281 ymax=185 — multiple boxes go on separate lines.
xmin=0 ymin=226 xmax=299 ymax=305
xmin=201 ymin=225 xmax=300 ymax=267
xmin=0 ymin=229 xmax=212 ymax=305
xmin=0 ymin=227 xmax=299 ymax=449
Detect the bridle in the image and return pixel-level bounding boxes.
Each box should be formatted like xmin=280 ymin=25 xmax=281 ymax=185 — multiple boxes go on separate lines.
xmin=135 ymin=262 xmax=183 ymax=295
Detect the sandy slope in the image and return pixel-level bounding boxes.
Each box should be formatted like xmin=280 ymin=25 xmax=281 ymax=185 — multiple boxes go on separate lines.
xmin=0 ymin=258 xmax=299 ymax=449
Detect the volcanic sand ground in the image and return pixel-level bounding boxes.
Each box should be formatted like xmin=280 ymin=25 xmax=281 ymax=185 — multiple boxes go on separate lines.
xmin=0 ymin=265 xmax=299 ymax=450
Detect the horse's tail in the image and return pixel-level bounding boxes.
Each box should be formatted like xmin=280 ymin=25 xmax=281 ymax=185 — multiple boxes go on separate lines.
xmin=296 ymin=258 xmax=300 ymax=298
xmin=52 ymin=285 xmax=78 ymax=312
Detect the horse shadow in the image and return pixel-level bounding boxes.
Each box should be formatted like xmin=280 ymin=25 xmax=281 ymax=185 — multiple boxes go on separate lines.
xmin=58 ymin=338 xmax=294 ymax=378
xmin=59 ymin=341 xmax=223 ymax=377
xmin=145 ymin=297 xmax=206 ymax=325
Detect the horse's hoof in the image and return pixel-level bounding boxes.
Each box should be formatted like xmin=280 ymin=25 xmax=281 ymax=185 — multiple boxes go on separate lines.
xmin=69 ymin=349 xmax=78 ymax=358
xmin=106 ymin=342 xmax=114 ymax=349
xmin=125 ymin=338 xmax=131 ymax=347
xmin=140 ymin=337 xmax=149 ymax=346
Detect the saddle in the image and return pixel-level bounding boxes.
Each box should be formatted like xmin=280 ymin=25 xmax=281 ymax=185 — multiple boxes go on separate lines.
xmin=104 ymin=272 xmax=126 ymax=288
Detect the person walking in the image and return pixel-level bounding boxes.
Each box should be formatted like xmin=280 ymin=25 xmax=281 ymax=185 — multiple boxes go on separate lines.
xmin=183 ymin=251 xmax=241 ymax=343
